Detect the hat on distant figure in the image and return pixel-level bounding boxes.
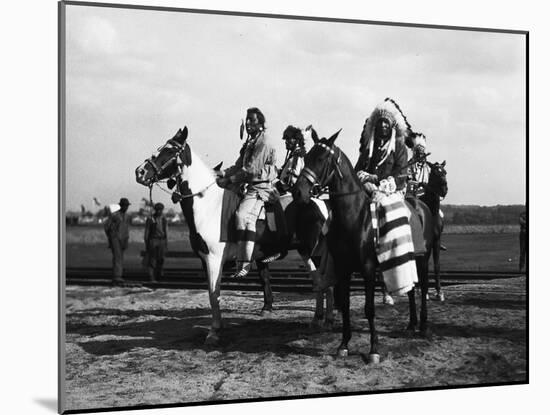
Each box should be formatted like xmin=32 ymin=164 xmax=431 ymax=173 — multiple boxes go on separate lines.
xmin=119 ymin=197 xmax=131 ymax=207
xmin=154 ymin=202 xmax=164 ymax=211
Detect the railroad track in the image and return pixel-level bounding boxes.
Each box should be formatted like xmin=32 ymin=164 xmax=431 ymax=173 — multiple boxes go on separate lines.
xmin=66 ymin=266 xmax=526 ymax=293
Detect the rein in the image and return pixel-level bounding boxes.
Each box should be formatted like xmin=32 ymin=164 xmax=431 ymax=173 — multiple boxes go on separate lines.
xmin=300 ymin=142 xmax=363 ymax=198
xmin=144 ymin=138 xmax=216 ymax=204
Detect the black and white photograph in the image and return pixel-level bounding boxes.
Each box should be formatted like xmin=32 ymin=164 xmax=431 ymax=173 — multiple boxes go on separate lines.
xmin=57 ymin=0 xmax=531 ymax=413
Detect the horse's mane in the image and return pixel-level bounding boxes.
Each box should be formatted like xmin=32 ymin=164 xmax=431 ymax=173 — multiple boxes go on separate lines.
xmin=316 ymin=138 xmax=365 ymax=191
xmin=184 ymin=146 xmax=217 ymax=190
xmin=335 ymin=144 xmax=365 ymax=190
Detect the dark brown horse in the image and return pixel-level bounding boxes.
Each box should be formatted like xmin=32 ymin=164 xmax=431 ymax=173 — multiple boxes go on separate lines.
xmin=293 ymin=131 xmax=434 ymax=363
xmin=418 ymin=161 xmax=448 ymax=300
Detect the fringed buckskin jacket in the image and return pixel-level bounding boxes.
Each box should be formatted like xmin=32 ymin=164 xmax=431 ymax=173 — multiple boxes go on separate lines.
xmin=354 ymin=137 xmax=409 ymax=190
xmin=225 ymin=131 xmax=278 ymax=201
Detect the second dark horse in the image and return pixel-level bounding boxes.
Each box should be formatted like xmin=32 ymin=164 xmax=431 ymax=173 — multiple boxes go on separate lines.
xmin=293 ymin=131 xmax=434 ymax=363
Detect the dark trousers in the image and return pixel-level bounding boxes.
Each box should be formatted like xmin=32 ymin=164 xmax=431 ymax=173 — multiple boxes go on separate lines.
xmin=146 ymin=239 xmax=166 ymax=280
xmin=110 ymin=237 xmax=128 ymax=279
xmin=519 ymin=231 xmax=527 ymax=270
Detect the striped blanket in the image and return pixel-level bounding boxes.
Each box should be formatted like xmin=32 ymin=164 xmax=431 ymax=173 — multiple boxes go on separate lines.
xmin=373 ymin=193 xmax=418 ymax=296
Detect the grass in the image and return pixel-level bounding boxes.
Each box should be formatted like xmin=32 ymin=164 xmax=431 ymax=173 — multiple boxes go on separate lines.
xmin=65 ymin=226 xmax=525 ymax=272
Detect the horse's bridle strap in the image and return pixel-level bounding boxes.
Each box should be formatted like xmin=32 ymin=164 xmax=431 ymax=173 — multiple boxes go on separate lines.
xmin=300 ymin=167 xmax=319 ymax=186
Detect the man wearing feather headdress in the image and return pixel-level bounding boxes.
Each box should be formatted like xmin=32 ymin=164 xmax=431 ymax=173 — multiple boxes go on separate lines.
xmin=354 ymin=98 xmax=411 ymax=195
xmin=354 ymin=99 xmax=416 ymax=305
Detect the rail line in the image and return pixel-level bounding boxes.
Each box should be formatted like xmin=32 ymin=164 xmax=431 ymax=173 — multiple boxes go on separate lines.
xmin=66 ymin=266 xmax=526 ymax=293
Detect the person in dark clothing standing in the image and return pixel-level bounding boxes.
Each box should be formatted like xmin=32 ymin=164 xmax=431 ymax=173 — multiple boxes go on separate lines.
xmin=519 ymin=211 xmax=527 ymax=271
xmin=144 ymin=203 xmax=168 ymax=282
xmin=104 ymin=198 xmax=131 ymax=284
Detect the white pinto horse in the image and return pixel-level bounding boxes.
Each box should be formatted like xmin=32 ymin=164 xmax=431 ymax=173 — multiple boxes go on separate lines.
xmin=135 ymin=126 xmax=333 ymax=345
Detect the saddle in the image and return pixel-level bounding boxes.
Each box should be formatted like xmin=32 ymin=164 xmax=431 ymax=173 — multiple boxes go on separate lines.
xmin=219 ymin=189 xmax=289 ymax=243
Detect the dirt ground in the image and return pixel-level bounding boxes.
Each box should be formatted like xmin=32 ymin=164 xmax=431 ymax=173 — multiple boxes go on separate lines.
xmin=64 ymin=277 xmax=526 ymax=412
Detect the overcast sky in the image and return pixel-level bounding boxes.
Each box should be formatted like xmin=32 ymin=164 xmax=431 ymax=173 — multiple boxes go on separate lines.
xmin=64 ymin=4 xmax=526 ymax=212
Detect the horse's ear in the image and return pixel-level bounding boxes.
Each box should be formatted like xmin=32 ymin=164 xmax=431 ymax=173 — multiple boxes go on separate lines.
xmin=213 ymin=161 xmax=223 ymax=171
xmin=442 ymin=160 xmax=446 ymax=167
xmin=310 ymin=127 xmax=320 ymax=143
xmin=174 ymin=127 xmax=188 ymax=145
xmin=327 ymin=128 xmax=342 ymax=146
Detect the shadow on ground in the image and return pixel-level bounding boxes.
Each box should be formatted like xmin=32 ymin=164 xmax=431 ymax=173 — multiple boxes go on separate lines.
xmin=67 ymin=307 xmax=325 ymax=357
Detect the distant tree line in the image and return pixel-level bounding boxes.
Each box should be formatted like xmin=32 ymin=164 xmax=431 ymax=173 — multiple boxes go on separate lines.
xmin=441 ymin=204 xmax=525 ymax=225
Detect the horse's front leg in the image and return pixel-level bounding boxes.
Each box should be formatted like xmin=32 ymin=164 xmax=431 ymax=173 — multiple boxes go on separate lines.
xmin=432 ymin=241 xmax=444 ymax=301
xmin=324 ymin=287 xmax=335 ymax=329
xmin=301 ymin=253 xmax=324 ymax=327
xmin=257 ymin=261 xmax=273 ymax=315
xmin=204 ymin=254 xmax=223 ymax=346
xmin=406 ymin=288 xmax=418 ymax=333
xmin=335 ymin=276 xmax=352 ymax=357
xmin=418 ymin=255 xmax=430 ymax=337
xmin=363 ymin=259 xmax=380 ymax=363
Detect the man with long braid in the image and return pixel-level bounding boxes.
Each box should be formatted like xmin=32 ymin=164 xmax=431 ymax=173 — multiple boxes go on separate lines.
xmin=217 ymin=107 xmax=278 ymax=278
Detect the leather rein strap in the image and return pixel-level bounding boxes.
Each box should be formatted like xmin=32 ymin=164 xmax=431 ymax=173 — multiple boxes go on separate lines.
xmin=299 ymin=143 xmax=362 ymax=198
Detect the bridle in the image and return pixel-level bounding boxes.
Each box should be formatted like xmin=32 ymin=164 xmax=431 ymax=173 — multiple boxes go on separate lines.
xmin=144 ymin=139 xmax=187 ymax=182
xmin=299 ymin=142 xmax=360 ymax=198
xmin=142 ymin=138 xmax=215 ymax=204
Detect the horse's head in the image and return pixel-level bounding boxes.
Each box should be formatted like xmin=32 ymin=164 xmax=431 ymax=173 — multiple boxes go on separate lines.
xmin=293 ymin=129 xmax=342 ymax=204
xmin=135 ymin=127 xmax=192 ymax=187
xmin=426 ymin=160 xmax=448 ymax=198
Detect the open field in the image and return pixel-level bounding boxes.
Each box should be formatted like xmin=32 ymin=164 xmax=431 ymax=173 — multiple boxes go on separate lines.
xmin=65 ymin=227 xmax=525 ymax=272
xmin=64 ymin=276 xmax=526 ymax=412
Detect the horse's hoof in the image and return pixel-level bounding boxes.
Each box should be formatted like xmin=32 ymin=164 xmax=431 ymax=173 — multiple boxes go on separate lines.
xmin=205 ymin=332 xmax=220 ymax=346
xmin=337 ymin=348 xmax=349 ymax=358
xmin=383 ymin=294 xmax=394 ymax=305
xmin=435 ymin=292 xmax=445 ymax=302
xmin=260 ymin=309 xmax=273 ymax=317
xmin=368 ymin=353 xmax=380 ymax=364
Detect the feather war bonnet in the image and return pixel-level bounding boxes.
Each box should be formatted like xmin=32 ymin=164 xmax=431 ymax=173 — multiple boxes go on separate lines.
xmin=359 ymin=98 xmax=414 ymax=154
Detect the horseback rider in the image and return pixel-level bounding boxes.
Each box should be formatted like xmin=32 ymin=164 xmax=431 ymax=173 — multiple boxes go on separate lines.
xmin=217 ymin=107 xmax=278 ymax=278
xmin=354 ymin=99 xmax=415 ymax=305
xmin=405 ymin=131 xmax=448 ymax=256
xmin=354 ymin=100 xmax=410 ymax=196
xmin=277 ymin=125 xmax=307 ymax=194
xmin=406 ymin=132 xmax=430 ymax=196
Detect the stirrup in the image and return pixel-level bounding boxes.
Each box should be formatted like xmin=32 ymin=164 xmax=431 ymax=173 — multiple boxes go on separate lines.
xmin=231 ymin=263 xmax=251 ymax=279
xmin=261 ymin=253 xmax=281 ymax=263
xmin=440 ymin=244 xmax=447 ymax=251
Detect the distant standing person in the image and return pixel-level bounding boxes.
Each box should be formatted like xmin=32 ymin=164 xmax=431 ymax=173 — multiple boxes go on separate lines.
xmin=104 ymin=198 xmax=131 ymax=284
xmin=144 ymin=203 xmax=168 ymax=282
xmin=519 ymin=211 xmax=527 ymax=271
